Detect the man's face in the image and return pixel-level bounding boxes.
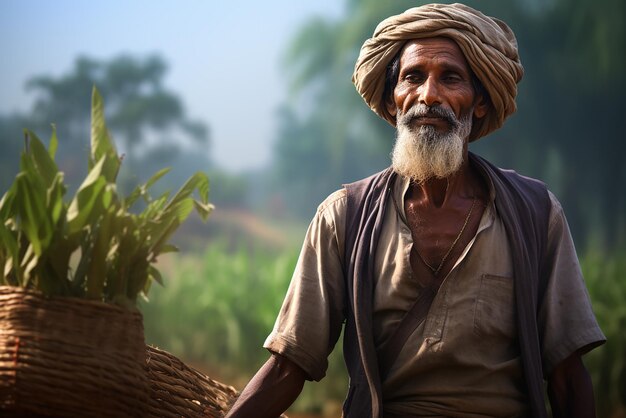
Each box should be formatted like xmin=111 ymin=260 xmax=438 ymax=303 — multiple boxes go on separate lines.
xmin=387 ymin=38 xmax=488 ymax=183
xmin=386 ymin=37 xmax=486 ymax=135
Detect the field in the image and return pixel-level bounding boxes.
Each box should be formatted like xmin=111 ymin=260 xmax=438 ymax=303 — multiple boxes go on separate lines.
xmin=141 ymin=241 xmax=626 ymax=417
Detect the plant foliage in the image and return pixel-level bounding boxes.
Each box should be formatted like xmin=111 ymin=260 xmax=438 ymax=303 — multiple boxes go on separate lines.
xmin=141 ymin=242 xmax=347 ymax=415
xmin=142 ymin=243 xmax=625 ymax=416
xmin=582 ymin=249 xmax=626 ymax=416
xmin=0 ymin=87 xmax=213 ymax=307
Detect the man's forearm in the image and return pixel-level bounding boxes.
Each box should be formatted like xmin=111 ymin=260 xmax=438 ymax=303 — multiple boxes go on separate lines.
xmin=547 ymin=351 xmax=596 ymax=418
xmin=225 ymin=354 xmax=307 ymax=418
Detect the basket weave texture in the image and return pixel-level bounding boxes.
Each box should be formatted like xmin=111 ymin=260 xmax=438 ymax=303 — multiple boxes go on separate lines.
xmin=145 ymin=345 xmax=240 ymax=417
xmin=0 ymin=286 xmax=149 ymax=417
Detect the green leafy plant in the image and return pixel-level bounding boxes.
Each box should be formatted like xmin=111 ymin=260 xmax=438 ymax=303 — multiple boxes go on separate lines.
xmin=0 ymin=87 xmax=213 ymax=307
xmin=582 ymin=248 xmax=626 ymax=417
xmin=141 ymin=242 xmax=347 ymax=416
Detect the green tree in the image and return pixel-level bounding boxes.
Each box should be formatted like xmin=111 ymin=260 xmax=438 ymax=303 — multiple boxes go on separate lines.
xmin=3 ymin=54 xmax=210 ymax=193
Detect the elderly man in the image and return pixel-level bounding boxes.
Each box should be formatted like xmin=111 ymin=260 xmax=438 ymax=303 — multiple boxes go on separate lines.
xmin=226 ymin=3 xmax=605 ymax=418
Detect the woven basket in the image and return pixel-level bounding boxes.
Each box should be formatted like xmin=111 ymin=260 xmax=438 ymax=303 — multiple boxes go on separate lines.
xmin=145 ymin=346 xmax=289 ymax=418
xmin=145 ymin=345 xmax=239 ymax=418
xmin=0 ymin=286 xmax=149 ymax=417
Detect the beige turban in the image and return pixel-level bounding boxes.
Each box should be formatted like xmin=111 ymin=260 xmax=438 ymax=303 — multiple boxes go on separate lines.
xmin=352 ymin=3 xmax=524 ymax=141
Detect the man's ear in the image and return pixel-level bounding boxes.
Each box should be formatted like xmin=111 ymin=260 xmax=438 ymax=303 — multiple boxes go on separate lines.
xmin=385 ymin=94 xmax=397 ymax=118
xmin=473 ymin=94 xmax=488 ymax=119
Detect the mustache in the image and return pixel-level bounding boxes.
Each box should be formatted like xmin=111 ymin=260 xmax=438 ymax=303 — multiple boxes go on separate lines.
xmin=399 ymin=104 xmax=459 ymax=129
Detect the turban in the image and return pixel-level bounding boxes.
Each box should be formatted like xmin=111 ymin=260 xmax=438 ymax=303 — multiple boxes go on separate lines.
xmin=352 ymin=3 xmax=524 ymax=141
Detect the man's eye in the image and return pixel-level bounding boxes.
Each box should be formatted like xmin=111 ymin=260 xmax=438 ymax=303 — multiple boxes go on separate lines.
xmin=405 ymin=74 xmax=423 ymax=83
xmin=443 ymin=74 xmax=463 ymax=83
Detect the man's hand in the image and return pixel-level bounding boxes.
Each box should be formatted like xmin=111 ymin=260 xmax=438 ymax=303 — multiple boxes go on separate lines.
xmin=547 ymin=350 xmax=596 ymax=418
xmin=225 ymin=353 xmax=307 ymax=418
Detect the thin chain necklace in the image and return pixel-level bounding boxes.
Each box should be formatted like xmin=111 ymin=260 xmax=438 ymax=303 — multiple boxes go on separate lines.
xmin=413 ymin=196 xmax=477 ymax=277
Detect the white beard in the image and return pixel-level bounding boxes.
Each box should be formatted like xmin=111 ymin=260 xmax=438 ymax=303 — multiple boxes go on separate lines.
xmin=391 ymin=104 xmax=473 ymax=184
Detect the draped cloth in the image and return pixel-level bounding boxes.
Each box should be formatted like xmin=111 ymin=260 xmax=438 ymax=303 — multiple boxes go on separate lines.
xmin=352 ymin=3 xmax=524 ymax=141
xmin=342 ymin=153 xmax=552 ymax=418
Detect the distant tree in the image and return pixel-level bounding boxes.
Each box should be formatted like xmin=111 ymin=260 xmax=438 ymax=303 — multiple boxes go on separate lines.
xmin=271 ymin=2 xmax=413 ymax=218
xmin=12 ymin=54 xmax=210 ymax=191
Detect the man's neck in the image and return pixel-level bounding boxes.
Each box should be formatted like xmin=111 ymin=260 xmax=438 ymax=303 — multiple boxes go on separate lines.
xmin=410 ymin=157 xmax=477 ymax=208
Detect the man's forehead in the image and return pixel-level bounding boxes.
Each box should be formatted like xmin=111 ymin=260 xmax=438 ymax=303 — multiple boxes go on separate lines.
xmin=399 ymin=37 xmax=471 ymax=71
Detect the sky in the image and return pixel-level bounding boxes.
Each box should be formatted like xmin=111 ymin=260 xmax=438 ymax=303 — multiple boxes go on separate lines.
xmin=0 ymin=1 xmax=344 ymax=172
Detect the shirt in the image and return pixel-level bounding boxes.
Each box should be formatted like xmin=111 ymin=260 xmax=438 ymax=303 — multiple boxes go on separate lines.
xmin=264 ymin=174 xmax=605 ymax=417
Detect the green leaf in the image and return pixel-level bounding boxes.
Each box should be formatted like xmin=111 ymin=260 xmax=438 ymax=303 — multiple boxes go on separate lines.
xmin=49 ymin=124 xmax=58 ymax=159
xmin=126 ymin=255 xmax=149 ymax=301
xmin=0 ymin=221 xmax=19 ymax=273
xmin=47 ymin=172 xmax=66 ymax=225
xmin=15 ymin=173 xmax=52 ymax=256
xmin=148 ymin=264 xmax=164 ymax=286
xmin=72 ymin=237 xmax=92 ymax=293
xmin=0 ymin=182 xmax=17 ymax=221
xmin=67 ymin=157 xmax=108 ymax=234
xmin=168 ymin=198 xmax=195 ymax=223
xmin=147 ymin=221 xmax=180 ymax=258
xmin=20 ymin=244 xmax=37 ymax=287
xmin=124 ymin=167 xmax=171 ymax=209
xmin=85 ymin=210 xmax=114 ymax=299
xmin=24 ymin=129 xmax=59 ymax=188
xmin=90 ymin=87 xmax=121 ymax=182
xmin=139 ymin=191 xmax=170 ymax=220
xmin=140 ymin=278 xmax=152 ymax=302
xmin=197 ymin=172 xmax=210 ymax=204
xmin=105 ymin=215 xmax=135 ymax=300
xmin=163 ymin=172 xmax=209 ymax=213
xmin=145 ymin=167 xmax=172 ymax=191
xmin=44 ymin=237 xmax=76 ymax=291
xmin=193 ymin=200 xmax=215 ymax=222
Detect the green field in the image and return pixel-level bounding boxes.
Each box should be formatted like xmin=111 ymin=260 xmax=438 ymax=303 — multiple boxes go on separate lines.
xmin=141 ymin=242 xmax=625 ymax=417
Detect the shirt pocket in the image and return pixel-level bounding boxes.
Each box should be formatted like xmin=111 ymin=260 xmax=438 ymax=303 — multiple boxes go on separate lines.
xmin=473 ymin=274 xmax=516 ymax=338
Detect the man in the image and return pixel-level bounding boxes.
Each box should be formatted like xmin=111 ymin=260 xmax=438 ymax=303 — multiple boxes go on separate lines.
xmin=226 ymin=3 xmax=605 ymax=418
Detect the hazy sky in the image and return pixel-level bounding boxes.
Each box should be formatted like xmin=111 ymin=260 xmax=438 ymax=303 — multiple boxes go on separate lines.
xmin=0 ymin=1 xmax=344 ymax=172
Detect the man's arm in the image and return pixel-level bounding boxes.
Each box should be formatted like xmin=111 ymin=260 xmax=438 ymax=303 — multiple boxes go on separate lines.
xmin=225 ymin=353 xmax=307 ymax=418
xmin=547 ymin=349 xmax=596 ymax=418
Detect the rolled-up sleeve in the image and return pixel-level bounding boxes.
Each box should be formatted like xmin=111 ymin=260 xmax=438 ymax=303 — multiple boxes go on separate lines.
xmin=539 ymin=191 xmax=606 ymax=375
xmin=264 ymin=190 xmax=347 ymax=381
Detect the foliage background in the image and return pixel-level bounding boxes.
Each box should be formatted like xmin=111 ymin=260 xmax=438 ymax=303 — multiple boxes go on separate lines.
xmin=1 ymin=0 xmax=624 ymax=416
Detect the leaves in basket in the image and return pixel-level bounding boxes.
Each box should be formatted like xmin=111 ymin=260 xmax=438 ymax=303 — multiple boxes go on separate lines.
xmin=0 ymin=86 xmax=213 ymax=306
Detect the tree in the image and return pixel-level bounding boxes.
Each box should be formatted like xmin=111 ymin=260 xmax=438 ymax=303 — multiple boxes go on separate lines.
xmin=10 ymin=54 xmax=210 ymax=192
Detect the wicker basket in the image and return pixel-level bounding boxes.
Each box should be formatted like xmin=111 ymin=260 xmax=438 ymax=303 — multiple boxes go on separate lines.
xmin=145 ymin=345 xmax=239 ymax=418
xmin=0 ymin=286 xmax=149 ymax=417
xmin=145 ymin=346 xmax=289 ymax=418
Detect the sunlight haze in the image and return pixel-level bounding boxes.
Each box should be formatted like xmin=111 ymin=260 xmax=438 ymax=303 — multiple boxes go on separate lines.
xmin=0 ymin=0 xmax=344 ymax=172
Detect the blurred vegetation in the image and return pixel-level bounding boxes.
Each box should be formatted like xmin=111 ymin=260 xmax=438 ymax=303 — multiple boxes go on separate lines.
xmin=0 ymin=54 xmax=211 ymax=196
xmin=141 ymin=244 xmax=625 ymax=416
xmin=140 ymin=243 xmax=347 ymax=417
xmin=269 ymin=0 xmax=625 ymax=252
xmin=583 ymin=248 xmax=626 ymax=418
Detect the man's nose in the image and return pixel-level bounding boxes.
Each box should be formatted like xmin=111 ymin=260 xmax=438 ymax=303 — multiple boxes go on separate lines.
xmin=418 ymin=76 xmax=441 ymax=107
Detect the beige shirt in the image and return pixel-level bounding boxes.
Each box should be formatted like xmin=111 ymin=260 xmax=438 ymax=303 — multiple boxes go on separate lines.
xmin=265 ymin=174 xmax=605 ymax=417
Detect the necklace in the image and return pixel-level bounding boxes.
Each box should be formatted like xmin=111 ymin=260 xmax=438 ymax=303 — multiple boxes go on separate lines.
xmin=413 ymin=197 xmax=477 ymax=277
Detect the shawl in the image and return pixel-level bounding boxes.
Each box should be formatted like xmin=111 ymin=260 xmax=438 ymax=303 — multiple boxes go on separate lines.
xmin=342 ymin=153 xmax=550 ymax=417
